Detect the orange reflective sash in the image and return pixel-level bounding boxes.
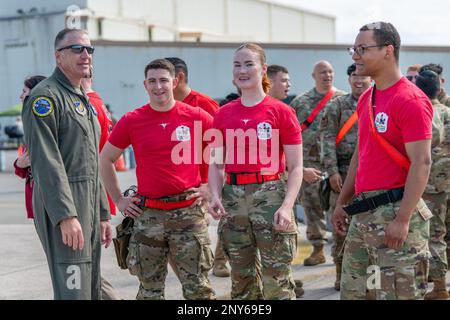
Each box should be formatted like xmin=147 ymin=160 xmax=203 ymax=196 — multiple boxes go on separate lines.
xmin=301 ymin=90 xmax=334 ymax=130
xmin=368 ymin=87 xmax=411 ymax=171
xmin=336 ymin=112 xmax=358 ymax=146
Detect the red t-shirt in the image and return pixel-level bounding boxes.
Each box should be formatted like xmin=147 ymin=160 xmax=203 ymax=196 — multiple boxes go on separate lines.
xmin=88 ymin=91 xmax=113 ymax=149
xmin=87 ymin=91 xmax=117 ymax=215
xmin=183 ymin=89 xmax=219 ymax=117
xmin=213 ymin=95 xmax=302 ymax=174
xmin=355 ymin=77 xmax=433 ymax=194
xmin=108 ymin=101 xmax=213 ymax=198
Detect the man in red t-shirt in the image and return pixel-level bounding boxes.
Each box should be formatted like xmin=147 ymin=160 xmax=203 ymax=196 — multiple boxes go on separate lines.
xmin=332 ymin=22 xmax=433 ymax=300
xmin=99 ymin=59 xmax=215 ymax=300
xmin=165 ymin=56 xmax=231 ymax=278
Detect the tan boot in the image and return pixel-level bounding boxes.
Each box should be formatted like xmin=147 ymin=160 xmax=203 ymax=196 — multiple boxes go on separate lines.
xmin=304 ymin=245 xmax=326 ymax=266
xmin=334 ymin=262 xmax=341 ymax=291
xmin=366 ymin=290 xmax=376 ymax=300
xmin=213 ymin=262 xmax=230 ymax=277
xmin=424 ymin=278 xmax=449 ymax=300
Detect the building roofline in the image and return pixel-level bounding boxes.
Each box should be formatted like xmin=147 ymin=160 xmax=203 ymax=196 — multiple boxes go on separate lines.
xmin=255 ymin=0 xmax=335 ymax=20
xmin=91 ymin=40 xmax=450 ymax=52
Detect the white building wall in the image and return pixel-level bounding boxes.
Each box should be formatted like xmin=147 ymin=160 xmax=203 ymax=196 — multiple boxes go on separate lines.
xmin=227 ymin=0 xmax=271 ymax=42
xmin=177 ymin=0 xmax=225 ymax=36
xmin=87 ymin=0 xmax=120 ymax=16
xmin=100 ymin=19 xmax=148 ymax=41
xmin=271 ymin=5 xmax=304 ymax=43
xmin=303 ymin=13 xmax=335 ymax=43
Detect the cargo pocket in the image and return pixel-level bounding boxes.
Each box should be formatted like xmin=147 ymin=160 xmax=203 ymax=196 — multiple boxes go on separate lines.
xmin=376 ymin=249 xmax=427 ymax=300
xmin=217 ymin=219 xmax=231 ymax=262
xmin=195 ymin=233 xmax=214 ymax=274
xmin=273 ymin=232 xmax=297 ymax=264
xmin=126 ymin=240 xmax=142 ymax=277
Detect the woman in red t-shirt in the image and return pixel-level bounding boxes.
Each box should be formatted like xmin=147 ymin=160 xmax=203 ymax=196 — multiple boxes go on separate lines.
xmin=208 ymin=43 xmax=303 ymax=300
xmin=14 ymin=75 xmax=46 ymax=219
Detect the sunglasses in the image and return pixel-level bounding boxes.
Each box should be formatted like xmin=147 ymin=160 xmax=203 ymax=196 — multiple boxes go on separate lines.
xmin=57 ymin=44 xmax=95 ymax=54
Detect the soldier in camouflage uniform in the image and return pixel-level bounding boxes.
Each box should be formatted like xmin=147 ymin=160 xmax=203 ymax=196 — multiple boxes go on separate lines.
xmin=416 ymin=71 xmax=450 ymax=299
xmin=333 ymin=22 xmax=433 ymax=300
xmin=290 ymin=61 xmax=345 ymax=266
xmin=100 ymin=59 xmax=215 ymax=300
xmin=420 ymin=63 xmax=450 ymax=107
xmin=319 ymin=63 xmax=371 ymax=290
xmin=209 ymin=43 xmax=303 ymax=300
xmin=420 ymin=65 xmax=450 ymax=275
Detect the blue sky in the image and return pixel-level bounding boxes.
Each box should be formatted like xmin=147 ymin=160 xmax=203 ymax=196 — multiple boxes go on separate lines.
xmin=274 ymin=0 xmax=449 ymax=45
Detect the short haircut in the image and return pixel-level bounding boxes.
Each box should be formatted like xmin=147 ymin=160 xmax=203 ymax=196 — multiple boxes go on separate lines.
xmin=420 ymin=63 xmax=443 ymax=76
xmin=267 ymin=65 xmax=289 ymax=78
xmin=359 ymin=22 xmax=401 ymax=62
xmin=24 ymin=75 xmax=46 ymax=90
xmin=165 ymin=57 xmax=188 ymax=82
xmin=416 ymin=70 xmax=440 ymax=100
xmin=54 ymin=28 xmax=88 ymax=49
xmin=144 ymin=59 xmax=175 ymax=78
xmin=407 ymin=64 xmax=422 ymax=73
xmin=347 ymin=63 xmax=356 ymax=76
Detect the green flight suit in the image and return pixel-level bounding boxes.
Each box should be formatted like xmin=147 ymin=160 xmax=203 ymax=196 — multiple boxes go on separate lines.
xmin=22 ymin=67 xmax=110 ymax=300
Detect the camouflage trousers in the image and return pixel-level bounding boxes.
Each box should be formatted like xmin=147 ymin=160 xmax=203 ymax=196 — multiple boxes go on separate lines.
xmin=341 ymin=191 xmax=431 ymax=300
xmin=126 ymin=204 xmax=215 ymax=300
xmin=329 ymin=190 xmax=346 ymax=264
xmin=219 ymin=179 xmax=297 ymax=300
xmin=422 ymin=192 xmax=449 ymax=280
xmin=446 ymin=204 xmax=450 ymax=254
xmin=300 ymin=181 xmax=328 ymax=246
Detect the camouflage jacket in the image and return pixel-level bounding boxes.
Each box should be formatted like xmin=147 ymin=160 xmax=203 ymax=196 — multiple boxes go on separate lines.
xmin=319 ymin=93 xmax=358 ymax=177
xmin=426 ymin=99 xmax=450 ymax=194
xmin=438 ymin=88 xmax=450 ymax=108
xmin=290 ymin=87 xmax=345 ymax=167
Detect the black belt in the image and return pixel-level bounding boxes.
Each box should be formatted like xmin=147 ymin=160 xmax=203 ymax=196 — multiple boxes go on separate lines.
xmin=343 ymin=188 xmax=404 ymax=216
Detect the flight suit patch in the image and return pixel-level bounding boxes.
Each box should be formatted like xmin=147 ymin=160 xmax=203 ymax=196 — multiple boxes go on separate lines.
xmin=32 ymin=97 xmax=53 ymax=117
xmin=74 ymin=101 xmax=87 ymax=116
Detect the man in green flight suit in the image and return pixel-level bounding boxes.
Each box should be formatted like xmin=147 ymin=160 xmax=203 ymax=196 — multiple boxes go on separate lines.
xmin=22 ymin=28 xmax=112 ymax=300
